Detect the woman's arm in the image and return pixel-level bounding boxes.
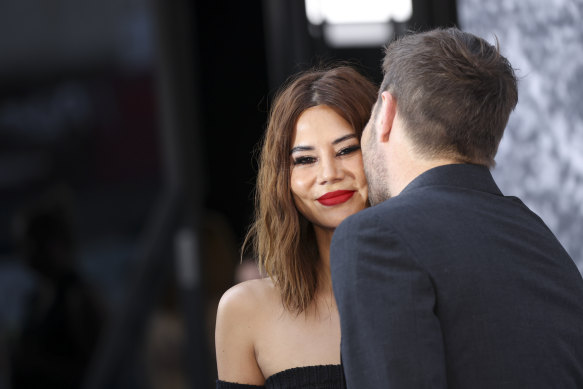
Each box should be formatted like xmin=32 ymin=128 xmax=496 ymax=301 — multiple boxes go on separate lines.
xmin=215 ymin=281 xmax=265 ymax=386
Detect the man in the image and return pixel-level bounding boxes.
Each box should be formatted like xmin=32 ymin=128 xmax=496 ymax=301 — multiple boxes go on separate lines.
xmin=331 ymin=27 xmax=583 ymax=388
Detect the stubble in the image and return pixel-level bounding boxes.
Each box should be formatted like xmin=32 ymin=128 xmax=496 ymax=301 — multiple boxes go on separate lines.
xmin=362 ymin=121 xmax=391 ymax=206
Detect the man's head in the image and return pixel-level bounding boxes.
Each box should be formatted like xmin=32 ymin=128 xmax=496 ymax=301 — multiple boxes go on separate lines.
xmin=363 ymin=28 xmax=518 ymax=204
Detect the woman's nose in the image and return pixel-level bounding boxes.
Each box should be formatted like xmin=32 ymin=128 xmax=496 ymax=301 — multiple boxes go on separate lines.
xmin=318 ymin=156 xmax=343 ymax=184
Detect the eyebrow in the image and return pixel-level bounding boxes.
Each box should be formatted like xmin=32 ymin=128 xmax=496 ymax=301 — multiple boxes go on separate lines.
xmin=290 ymin=134 xmax=357 ymax=155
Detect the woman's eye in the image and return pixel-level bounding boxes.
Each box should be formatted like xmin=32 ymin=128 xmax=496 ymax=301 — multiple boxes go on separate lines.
xmin=337 ymin=145 xmax=361 ymax=156
xmin=293 ymin=156 xmax=317 ymax=165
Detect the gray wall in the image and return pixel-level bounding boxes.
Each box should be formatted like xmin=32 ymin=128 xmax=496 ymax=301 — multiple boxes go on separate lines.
xmin=458 ymin=0 xmax=583 ymax=270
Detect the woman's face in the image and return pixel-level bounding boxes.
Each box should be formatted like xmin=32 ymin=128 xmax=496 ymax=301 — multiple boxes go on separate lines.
xmin=290 ymin=105 xmax=368 ymax=230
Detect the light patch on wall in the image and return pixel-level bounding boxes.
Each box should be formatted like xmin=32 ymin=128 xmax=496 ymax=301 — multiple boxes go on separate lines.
xmin=305 ymin=0 xmax=412 ymax=47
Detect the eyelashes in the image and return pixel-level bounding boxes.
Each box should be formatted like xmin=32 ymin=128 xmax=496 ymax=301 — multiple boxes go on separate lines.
xmin=293 ymin=156 xmax=317 ymax=165
xmin=292 ymin=144 xmax=361 ymax=166
xmin=337 ymin=145 xmax=361 ymax=156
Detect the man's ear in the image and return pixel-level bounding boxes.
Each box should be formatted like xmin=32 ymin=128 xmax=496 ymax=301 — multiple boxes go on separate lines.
xmin=378 ymin=91 xmax=397 ymax=143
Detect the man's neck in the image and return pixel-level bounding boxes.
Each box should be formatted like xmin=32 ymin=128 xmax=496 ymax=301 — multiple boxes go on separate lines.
xmin=382 ymin=124 xmax=464 ymax=197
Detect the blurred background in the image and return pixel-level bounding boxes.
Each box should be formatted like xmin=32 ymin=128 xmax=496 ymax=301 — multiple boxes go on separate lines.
xmin=0 ymin=0 xmax=581 ymax=388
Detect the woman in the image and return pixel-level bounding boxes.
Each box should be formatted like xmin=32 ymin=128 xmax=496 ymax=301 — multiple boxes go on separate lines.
xmin=215 ymin=66 xmax=377 ymax=388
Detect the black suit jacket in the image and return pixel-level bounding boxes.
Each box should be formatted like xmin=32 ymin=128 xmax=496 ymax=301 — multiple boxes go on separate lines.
xmin=331 ymin=164 xmax=583 ymax=388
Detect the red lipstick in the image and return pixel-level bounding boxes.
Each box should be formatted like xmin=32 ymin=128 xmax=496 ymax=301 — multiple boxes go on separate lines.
xmin=317 ymin=190 xmax=355 ymax=206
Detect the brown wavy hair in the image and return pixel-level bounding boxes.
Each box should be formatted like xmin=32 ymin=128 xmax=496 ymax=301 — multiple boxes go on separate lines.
xmin=243 ymin=65 xmax=377 ymax=314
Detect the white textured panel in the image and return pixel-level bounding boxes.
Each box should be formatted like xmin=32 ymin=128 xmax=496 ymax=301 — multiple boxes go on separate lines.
xmin=459 ymin=0 xmax=583 ymax=268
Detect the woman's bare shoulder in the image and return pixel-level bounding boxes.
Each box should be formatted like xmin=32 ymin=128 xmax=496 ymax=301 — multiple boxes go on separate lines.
xmin=215 ymin=277 xmax=279 ymax=384
xmin=217 ymin=277 xmax=278 ymax=320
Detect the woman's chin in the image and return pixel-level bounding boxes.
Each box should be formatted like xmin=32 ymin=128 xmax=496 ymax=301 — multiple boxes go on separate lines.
xmin=327 ymin=207 xmax=367 ymax=228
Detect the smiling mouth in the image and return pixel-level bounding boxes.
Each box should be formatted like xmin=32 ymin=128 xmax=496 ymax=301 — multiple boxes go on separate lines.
xmin=317 ymin=190 xmax=355 ymax=206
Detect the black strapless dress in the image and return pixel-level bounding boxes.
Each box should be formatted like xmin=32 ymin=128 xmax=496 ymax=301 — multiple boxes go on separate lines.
xmin=216 ymin=364 xmax=344 ymax=389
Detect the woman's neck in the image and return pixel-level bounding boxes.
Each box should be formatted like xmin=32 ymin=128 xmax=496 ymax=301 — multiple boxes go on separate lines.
xmin=314 ymin=225 xmax=334 ymax=294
